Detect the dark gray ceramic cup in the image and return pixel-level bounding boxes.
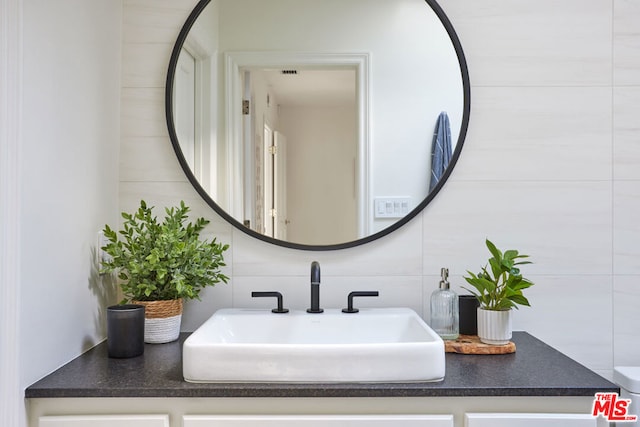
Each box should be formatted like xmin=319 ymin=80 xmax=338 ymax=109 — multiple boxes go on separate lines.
xmin=458 ymin=295 xmax=480 ymax=335
xmin=107 ymin=304 xmax=145 ymax=358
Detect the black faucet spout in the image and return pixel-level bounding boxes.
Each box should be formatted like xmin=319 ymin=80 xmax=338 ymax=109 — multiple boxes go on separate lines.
xmin=307 ymin=261 xmax=323 ymax=313
xmin=310 ymin=261 xmax=320 ymax=284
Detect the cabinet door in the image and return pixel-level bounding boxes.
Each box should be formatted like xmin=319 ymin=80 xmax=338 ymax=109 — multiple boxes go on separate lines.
xmin=465 ymin=413 xmax=597 ymax=427
xmin=39 ymin=415 xmax=169 ymax=427
xmin=184 ymin=415 xmax=453 ymax=427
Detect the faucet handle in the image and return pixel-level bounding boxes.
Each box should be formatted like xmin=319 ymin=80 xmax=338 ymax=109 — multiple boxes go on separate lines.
xmin=251 ymin=291 xmax=289 ymax=314
xmin=342 ymin=291 xmax=379 ymax=313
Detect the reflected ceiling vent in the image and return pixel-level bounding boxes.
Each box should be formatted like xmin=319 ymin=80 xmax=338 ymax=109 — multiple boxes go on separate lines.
xmin=281 ymin=69 xmax=298 ymax=75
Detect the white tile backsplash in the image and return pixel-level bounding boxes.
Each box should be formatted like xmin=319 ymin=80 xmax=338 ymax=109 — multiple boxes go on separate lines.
xmin=422 ymin=181 xmax=612 ymax=276
xmin=614 ymin=87 xmax=640 ymax=180
xmin=231 ymin=213 xmax=424 ymax=278
xmin=441 ymin=0 xmax=612 ymax=86
xmin=614 ymin=181 xmax=640 ymax=274
xmin=231 ymin=275 xmax=423 ymax=318
xmin=454 ymin=87 xmax=612 ymax=182
xmin=513 ymin=275 xmax=613 ymax=371
xmin=614 ymin=276 xmax=640 ymax=366
xmin=120 ymin=0 xmax=640 ymax=375
xmin=614 ymin=0 xmax=640 ymax=86
xmin=182 ymin=277 xmax=234 ymax=332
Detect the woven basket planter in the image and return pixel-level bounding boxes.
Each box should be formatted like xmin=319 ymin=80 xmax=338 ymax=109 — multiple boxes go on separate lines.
xmin=133 ymin=299 xmax=183 ymax=344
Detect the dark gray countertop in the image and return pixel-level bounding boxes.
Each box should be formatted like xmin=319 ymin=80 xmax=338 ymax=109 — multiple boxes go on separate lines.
xmin=25 ymin=332 xmax=618 ymax=398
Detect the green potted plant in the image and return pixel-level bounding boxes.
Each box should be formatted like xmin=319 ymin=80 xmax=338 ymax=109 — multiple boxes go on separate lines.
xmin=101 ymin=200 xmax=229 ymax=343
xmin=463 ymin=239 xmax=534 ymax=345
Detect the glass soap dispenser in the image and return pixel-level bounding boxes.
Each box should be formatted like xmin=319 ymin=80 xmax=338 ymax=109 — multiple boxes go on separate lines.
xmin=430 ymin=267 xmax=459 ymax=340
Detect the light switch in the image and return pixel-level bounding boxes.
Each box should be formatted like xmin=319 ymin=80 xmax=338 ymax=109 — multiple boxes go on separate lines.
xmin=374 ymin=197 xmax=412 ymax=218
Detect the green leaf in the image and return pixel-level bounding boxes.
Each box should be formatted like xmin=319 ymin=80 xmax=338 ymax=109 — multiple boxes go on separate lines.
xmin=485 ymin=239 xmax=502 ymax=263
xmin=507 ymin=294 xmax=530 ymax=307
xmin=463 ymin=238 xmax=535 ymax=310
xmin=503 ymin=249 xmax=519 ymax=262
xmin=487 ymin=258 xmax=502 ymax=281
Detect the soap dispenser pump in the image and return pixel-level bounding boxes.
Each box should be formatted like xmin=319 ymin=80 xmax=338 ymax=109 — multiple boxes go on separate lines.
xmin=430 ymin=267 xmax=459 ymax=340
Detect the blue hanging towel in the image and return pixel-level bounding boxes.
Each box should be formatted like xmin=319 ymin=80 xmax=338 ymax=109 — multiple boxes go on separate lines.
xmin=429 ymin=111 xmax=452 ymax=192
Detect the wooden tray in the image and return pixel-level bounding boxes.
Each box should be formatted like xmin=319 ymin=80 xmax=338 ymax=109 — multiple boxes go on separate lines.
xmin=444 ymin=334 xmax=516 ymax=354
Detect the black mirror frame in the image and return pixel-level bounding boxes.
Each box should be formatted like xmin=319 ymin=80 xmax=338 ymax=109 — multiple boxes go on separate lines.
xmin=165 ymin=0 xmax=470 ymax=251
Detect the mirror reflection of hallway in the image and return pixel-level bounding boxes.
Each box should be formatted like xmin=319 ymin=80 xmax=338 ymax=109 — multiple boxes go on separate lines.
xmin=248 ymin=68 xmax=358 ymax=245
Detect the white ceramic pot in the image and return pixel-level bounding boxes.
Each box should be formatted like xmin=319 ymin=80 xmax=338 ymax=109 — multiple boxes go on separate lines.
xmin=477 ymin=307 xmax=512 ymax=345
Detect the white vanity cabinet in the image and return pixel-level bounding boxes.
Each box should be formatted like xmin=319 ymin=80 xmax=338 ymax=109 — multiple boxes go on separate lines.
xmin=38 ymin=414 xmax=169 ymax=427
xmin=183 ymin=415 xmax=454 ymax=427
xmin=465 ymin=413 xmax=602 ymax=427
xmin=29 ymin=397 xmax=605 ymax=427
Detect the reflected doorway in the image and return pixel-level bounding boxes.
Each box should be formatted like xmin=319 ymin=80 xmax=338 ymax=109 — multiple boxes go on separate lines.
xmin=236 ymin=58 xmax=367 ymax=245
xmin=225 ymin=53 xmax=371 ymax=245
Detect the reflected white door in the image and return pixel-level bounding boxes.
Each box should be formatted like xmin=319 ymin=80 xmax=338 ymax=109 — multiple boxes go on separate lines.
xmin=263 ymin=124 xmax=274 ymax=237
xmin=261 ymin=127 xmax=289 ymax=239
xmin=273 ymin=131 xmax=288 ymax=240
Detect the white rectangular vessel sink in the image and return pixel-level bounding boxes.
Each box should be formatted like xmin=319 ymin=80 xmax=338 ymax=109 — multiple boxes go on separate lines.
xmin=183 ymin=307 xmax=445 ymax=383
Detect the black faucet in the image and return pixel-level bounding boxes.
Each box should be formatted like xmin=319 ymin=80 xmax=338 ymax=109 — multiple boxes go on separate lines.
xmin=307 ymin=261 xmax=323 ymax=313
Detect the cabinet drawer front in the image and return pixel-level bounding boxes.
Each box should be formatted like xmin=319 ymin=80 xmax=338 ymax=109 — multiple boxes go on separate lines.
xmin=40 ymin=415 xmax=169 ymax=427
xmin=465 ymin=413 xmax=597 ymax=427
xmin=184 ymin=415 xmax=453 ymax=427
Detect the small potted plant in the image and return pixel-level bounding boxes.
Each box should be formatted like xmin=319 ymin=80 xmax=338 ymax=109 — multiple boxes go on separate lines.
xmin=101 ymin=200 xmax=229 ymax=343
xmin=463 ymin=239 xmax=534 ymax=345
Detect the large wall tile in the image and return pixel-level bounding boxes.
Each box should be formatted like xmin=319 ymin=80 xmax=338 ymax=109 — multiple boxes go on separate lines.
xmin=514 ymin=275 xmax=613 ymax=372
xmin=440 ymin=0 xmax=612 ymax=86
xmin=422 ymin=181 xmax=612 ymax=276
xmin=231 ymin=214 xmax=424 ymax=278
xmin=614 ymin=275 xmax=640 ymax=366
xmin=614 ymin=0 xmax=640 ymax=85
xmin=182 ymin=276 xmax=234 ymax=331
xmin=614 ymin=87 xmax=640 ymax=180
xmin=453 ymin=87 xmax=612 ymax=182
xmin=614 ymin=181 xmax=640 ymax=274
xmin=233 ymin=275 xmax=423 ymax=315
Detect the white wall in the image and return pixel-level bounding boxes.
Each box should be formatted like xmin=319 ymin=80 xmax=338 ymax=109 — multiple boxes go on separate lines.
xmin=121 ymin=0 xmax=640 ymax=382
xmin=1 ymin=1 xmax=24 ymax=425
xmin=0 ymin=1 xmax=121 ymax=425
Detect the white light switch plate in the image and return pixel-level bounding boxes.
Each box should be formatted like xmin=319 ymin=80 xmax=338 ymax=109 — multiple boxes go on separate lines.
xmin=374 ymin=197 xmax=411 ymax=218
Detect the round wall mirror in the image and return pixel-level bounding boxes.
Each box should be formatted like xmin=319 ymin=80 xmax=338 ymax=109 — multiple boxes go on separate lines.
xmin=166 ymin=0 xmax=470 ymax=251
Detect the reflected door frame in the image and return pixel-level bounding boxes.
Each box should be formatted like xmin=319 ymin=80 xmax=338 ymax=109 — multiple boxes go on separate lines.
xmin=174 ymin=39 xmax=218 ymax=199
xmin=224 ymin=51 xmax=371 ymax=239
